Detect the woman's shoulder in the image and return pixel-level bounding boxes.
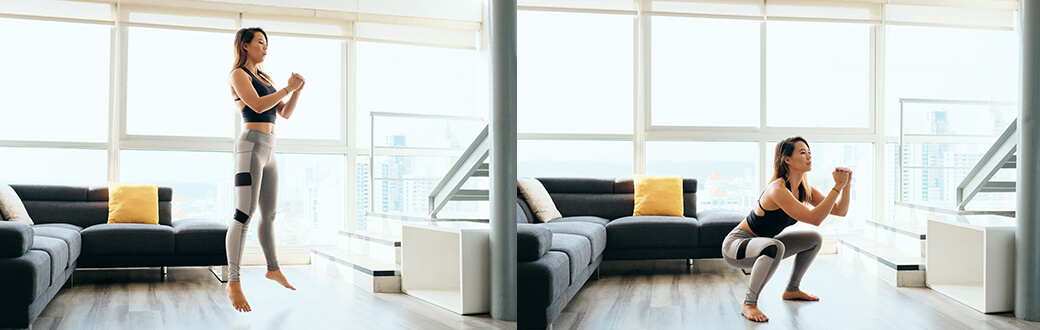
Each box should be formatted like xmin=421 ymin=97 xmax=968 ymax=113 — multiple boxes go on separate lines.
xmin=229 ymin=68 xmax=250 ymax=81
xmin=763 ymin=179 xmax=796 ymax=198
xmin=765 ymin=178 xmax=786 ymax=189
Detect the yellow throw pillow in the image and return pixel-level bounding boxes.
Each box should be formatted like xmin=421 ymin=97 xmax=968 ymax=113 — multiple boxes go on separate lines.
xmin=108 ymin=182 xmax=159 ymax=225
xmin=633 ymin=175 xmax=684 ymax=217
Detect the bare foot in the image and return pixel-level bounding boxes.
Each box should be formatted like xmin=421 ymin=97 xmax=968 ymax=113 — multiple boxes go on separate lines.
xmin=741 ymin=304 xmax=768 ymax=322
xmin=226 ymin=281 xmax=251 ymax=312
xmin=782 ymin=290 xmax=820 ymax=301
xmin=265 ymin=269 xmax=296 ymax=290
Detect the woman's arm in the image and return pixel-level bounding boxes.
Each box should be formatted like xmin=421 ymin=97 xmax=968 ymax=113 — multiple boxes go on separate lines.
xmin=771 ymin=185 xmax=840 ymax=226
xmin=277 ymin=80 xmax=302 ymax=119
xmin=277 ymin=73 xmax=304 ymax=119
xmin=770 ymin=170 xmax=849 ymax=226
xmin=229 ymin=70 xmax=291 ymax=113
xmin=831 ymin=168 xmax=852 ymax=216
xmin=810 ymin=185 xmax=849 ymax=216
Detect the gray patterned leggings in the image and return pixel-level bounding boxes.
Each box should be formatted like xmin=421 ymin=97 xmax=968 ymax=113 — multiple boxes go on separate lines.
xmin=721 ymin=226 xmax=822 ymax=305
xmin=226 ymin=129 xmax=280 ymax=282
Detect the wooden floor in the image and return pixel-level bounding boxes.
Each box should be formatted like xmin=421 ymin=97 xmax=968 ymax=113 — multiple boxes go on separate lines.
xmin=31 ymin=265 xmax=515 ymax=330
xmin=554 ymin=255 xmax=1040 ymax=330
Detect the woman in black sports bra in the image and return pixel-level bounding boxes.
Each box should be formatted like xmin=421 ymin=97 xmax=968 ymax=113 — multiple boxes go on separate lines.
xmin=721 ymin=136 xmax=852 ymax=322
xmin=224 ymin=27 xmax=305 ymax=313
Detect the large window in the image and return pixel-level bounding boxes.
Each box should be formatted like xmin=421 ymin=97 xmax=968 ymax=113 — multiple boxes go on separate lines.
xmin=645 ymin=141 xmax=758 ymax=211
xmin=271 ymin=153 xmax=345 ymax=246
xmin=260 ymin=36 xmax=344 ymax=140
xmin=651 ymin=17 xmax=760 ymax=127
xmin=0 ymin=18 xmax=110 ymax=142
xmin=518 ymin=140 xmax=633 ymax=178
xmin=356 ymin=42 xmax=482 ymax=148
xmin=0 ymin=148 xmax=107 ymax=185
xmin=884 ymin=25 xmax=1018 ymax=137
xmin=518 ymin=11 xmax=634 ymax=134
xmin=356 ymin=41 xmax=483 ymax=222
xmin=884 ymin=25 xmax=1018 ymax=211
xmin=126 ymin=27 xmax=234 ymax=138
xmin=766 ymin=21 xmax=871 ymax=128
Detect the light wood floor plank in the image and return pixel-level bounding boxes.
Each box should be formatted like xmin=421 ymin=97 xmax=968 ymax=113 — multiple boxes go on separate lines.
xmin=554 ymin=256 xmax=1040 ymax=330
xmin=32 ymin=265 xmax=514 ymax=330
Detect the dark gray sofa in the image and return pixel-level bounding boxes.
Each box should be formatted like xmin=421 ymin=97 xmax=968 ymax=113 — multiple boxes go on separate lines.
xmin=0 ymin=185 xmax=228 ymax=329
xmin=517 ymin=177 xmax=745 ymax=329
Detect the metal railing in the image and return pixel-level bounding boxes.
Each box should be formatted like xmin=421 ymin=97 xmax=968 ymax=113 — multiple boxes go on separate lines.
xmin=429 ymin=125 xmax=489 ymax=218
xmin=956 ymin=118 xmax=1018 ymax=210
xmin=897 ymin=98 xmax=1017 ymax=204
xmin=368 ymin=112 xmax=485 ymax=214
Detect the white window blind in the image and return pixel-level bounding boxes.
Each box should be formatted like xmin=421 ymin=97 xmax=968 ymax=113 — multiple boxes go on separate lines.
xmin=518 ymin=0 xmax=637 ymax=11
xmin=647 ymin=0 xmax=1017 ymax=29
xmin=14 ymin=0 xmax=486 ymax=48
xmin=0 ymin=0 xmax=111 ymax=21
xmin=886 ymin=4 xmax=1016 ymax=29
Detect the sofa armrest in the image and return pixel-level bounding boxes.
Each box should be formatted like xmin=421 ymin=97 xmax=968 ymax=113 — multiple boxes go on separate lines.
xmin=518 ymin=223 xmax=552 ymax=262
xmin=0 ymin=221 xmax=33 ymax=258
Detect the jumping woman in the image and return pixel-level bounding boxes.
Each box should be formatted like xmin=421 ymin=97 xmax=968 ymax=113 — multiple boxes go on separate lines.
xmin=225 ymin=27 xmax=306 ymax=312
xmin=722 ymin=136 xmax=851 ymax=322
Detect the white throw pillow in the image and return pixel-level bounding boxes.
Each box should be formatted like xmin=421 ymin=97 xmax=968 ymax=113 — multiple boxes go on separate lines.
xmin=0 ymin=184 xmax=33 ymax=225
xmin=517 ymin=178 xmax=562 ymax=223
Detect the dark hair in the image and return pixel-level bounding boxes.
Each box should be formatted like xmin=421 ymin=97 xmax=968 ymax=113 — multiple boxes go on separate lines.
xmin=772 ymin=136 xmax=811 ymax=203
xmin=233 ymin=27 xmax=272 ymax=82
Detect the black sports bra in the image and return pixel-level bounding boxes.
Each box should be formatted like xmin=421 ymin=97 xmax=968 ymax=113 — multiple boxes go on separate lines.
xmin=235 ymin=67 xmax=277 ymax=123
xmin=745 ymin=180 xmax=804 ymax=238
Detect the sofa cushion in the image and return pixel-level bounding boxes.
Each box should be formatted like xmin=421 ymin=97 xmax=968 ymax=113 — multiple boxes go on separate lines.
xmin=518 ymin=224 xmax=552 ymax=262
xmin=539 ymin=177 xmax=615 ymax=194
xmin=516 ymin=202 xmax=531 ymax=224
xmin=107 ymin=183 xmax=159 ymax=225
xmin=549 ymin=234 xmax=592 ymax=286
xmin=172 ymin=219 xmax=228 ymax=255
xmin=0 ymin=184 xmax=34 ymax=225
xmin=696 ymin=210 xmax=746 ymax=247
xmin=606 ymin=216 xmax=699 ymax=248
xmin=18 ymin=201 xmax=109 ymax=228
xmin=550 ymin=193 xmax=634 ymax=220
xmin=81 ymin=223 xmax=175 ymax=256
xmin=32 ymin=224 xmax=82 ymax=269
xmin=518 ymin=178 xmax=562 ymax=223
xmin=0 ymin=221 xmax=33 ymax=258
xmin=33 ymin=223 xmax=83 ymax=232
xmin=30 ymin=236 xmax=69 ymax=286
xmin=633 ymin=175 xmax=684 ymax=217
xmin=616 ymin=178 xmax=699 ymax=217
xmin=542 ymin=222 xmax=607 ymax=261
xmin=551 ymin=216 xmax=609 ymax=227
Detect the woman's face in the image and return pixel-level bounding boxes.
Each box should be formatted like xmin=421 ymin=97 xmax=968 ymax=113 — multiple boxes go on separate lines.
xmin=244 ymin=32 xmax=267 ymax=64
xmin=785 ymin=141 xmax=812 ymax=172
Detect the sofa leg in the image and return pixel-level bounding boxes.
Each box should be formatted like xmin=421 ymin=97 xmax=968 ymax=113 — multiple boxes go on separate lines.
xmin=595 ymin=267 xmax=601 ymax=280
xmin=687 ymin=259 xmax=693 ymax=266
xmin=210 ymin=265 xmax=229 ymax=282
xmin=161 ymin=266 xmax=168 ymax=277
xmin=63 ymin=272 xmax=74 ymax=288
